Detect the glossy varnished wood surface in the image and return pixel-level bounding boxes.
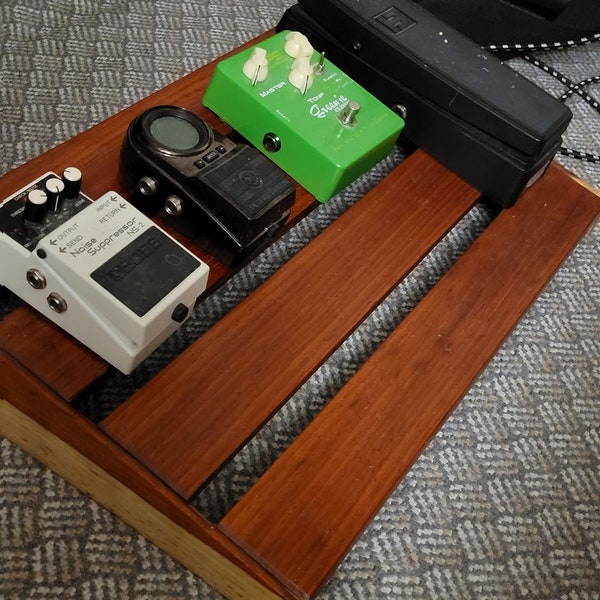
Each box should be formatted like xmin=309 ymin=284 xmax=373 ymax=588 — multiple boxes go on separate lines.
xmin=218 ymin=162 xmax=600 ymax=599
xmin=0 ymin=306 xmax=107 ymax=401
xmin=100 ymin=150 xmax=480 ymax=499
xmin=2 ymin=27 xmax=599 ymax=600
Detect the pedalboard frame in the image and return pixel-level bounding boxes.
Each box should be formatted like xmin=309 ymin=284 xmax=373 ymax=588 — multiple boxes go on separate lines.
xmin=1 ymin=30 xmax=599 ymax=600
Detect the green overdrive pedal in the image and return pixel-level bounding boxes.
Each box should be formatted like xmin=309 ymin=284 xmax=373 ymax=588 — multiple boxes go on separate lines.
xmin=203 ymin=30 xmax=405 ymax=202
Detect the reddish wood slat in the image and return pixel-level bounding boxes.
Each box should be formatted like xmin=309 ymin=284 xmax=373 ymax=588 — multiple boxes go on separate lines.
xmin=101 ymin=151 xmax=480 ymax=499
xmin=219 ymin=162 xmax=600 ymax=600
xmin=0 ymin=306 xmax=108 ymax=402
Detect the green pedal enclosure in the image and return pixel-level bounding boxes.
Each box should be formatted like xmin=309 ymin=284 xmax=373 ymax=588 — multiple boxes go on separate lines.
xmin=203 ymin=30 xmax=404 ymax=202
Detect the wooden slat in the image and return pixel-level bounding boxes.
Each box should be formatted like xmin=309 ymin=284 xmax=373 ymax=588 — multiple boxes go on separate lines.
xmin=0 ymin=306 xmax=107 ymax=402
xmin=0 ymin=350 xmax=294 ymax=600
xmin=218 ymin=162 xmax=600 ymax=600
xmin=101 ymin=150 xmax=481 ymax=499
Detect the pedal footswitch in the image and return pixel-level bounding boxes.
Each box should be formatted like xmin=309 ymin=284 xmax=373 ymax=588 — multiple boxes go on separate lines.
xmin=0 ymin=170 xmax=209 ymax=373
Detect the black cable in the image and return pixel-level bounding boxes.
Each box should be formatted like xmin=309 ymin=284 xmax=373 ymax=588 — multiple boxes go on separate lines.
xmin=521 ymin=54 xmax=600 ymax=112
xmin=484 ymin=32 xmax=600 ymax=54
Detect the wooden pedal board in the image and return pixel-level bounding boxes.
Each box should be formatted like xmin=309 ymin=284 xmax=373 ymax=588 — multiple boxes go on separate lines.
xmin=1 ymin=33 xmax=599 ymax=600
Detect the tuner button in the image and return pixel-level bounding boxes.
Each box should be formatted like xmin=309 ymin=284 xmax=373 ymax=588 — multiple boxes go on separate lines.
xmin=62 ymin=167 xmax=82 ymax=199
xmin=45 ymin=177 xmax=65 ymax=211
xmin=24 ymin=189 xmax=48 ymax=223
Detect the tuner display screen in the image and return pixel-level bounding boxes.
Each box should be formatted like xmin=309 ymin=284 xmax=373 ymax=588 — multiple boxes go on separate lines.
xmin=150 ymin=115 xmax=200 ymax=150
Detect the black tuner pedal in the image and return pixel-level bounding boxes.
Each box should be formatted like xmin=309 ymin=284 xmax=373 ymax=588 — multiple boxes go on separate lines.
xmin=120 ymin=105 xmax=297 ymax=267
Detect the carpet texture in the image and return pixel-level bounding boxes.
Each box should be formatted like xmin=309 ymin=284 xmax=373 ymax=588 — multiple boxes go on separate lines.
xmin=1 ymin=1 xmax=599 ymax=599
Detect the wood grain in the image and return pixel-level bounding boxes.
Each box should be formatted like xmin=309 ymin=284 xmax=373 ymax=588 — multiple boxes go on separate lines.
xmin=0 ymin=306 xmax=107 ymax=401
xmin=101 ymin=150 xmax=480 ymax=499
xmin=2 ymin=26 xmax=597 ymax=600
xmin=218 ymin=162 xmax=600 ymax=600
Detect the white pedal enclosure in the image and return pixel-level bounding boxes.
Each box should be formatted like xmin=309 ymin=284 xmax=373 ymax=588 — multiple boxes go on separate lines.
xmin=0 ymin=172 xmax=209 ymax=373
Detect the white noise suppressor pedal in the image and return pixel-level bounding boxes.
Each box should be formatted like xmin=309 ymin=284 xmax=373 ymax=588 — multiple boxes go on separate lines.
xmin=0 ymin=169 xmax=210 ymax=374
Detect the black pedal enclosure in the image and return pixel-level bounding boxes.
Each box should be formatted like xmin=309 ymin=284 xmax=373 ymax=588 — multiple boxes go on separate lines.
xmin=278 ymin=0 xmax=572 ymax=208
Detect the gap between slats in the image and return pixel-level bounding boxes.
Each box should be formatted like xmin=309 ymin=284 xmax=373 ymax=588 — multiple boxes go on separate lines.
xmin=100 ymin=151 xmax=480 ymax=500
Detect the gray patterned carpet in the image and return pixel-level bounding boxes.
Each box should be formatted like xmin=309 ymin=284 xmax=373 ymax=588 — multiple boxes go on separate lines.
xmin=1 ymin=1 xmax=599 ymax=599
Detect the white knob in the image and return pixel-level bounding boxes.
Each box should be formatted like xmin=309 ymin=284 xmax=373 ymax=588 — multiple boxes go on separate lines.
xmin=284 ymin=31 xmax=313 ymax=60
xmin=62 ymin=167 xmax=82 ymax=199
xmin=242 ymin=47 xmax=268 ymax=84
xmin=45 ymin=177 xmax=65 ymax=211
xmin=24 ymin=189 xmax=47 ymax=223
xmin=288 ymin=59 xmax=314 ymax=94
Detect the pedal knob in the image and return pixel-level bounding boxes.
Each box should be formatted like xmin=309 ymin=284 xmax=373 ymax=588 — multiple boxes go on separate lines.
xmin=284 ymin=31 xmax=313 ymax=59
xmin=24 ymin=189 xmax=48 ymax=223
xmin=62 ymin=167 xmax=82 ymax=199
xmin=45 ymin=177 xmax=65 ymax=211
xmin=288 ymin=58 xmax=314 ymax=94
xmin=242 ymin=47 xmax=268 ymax=84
